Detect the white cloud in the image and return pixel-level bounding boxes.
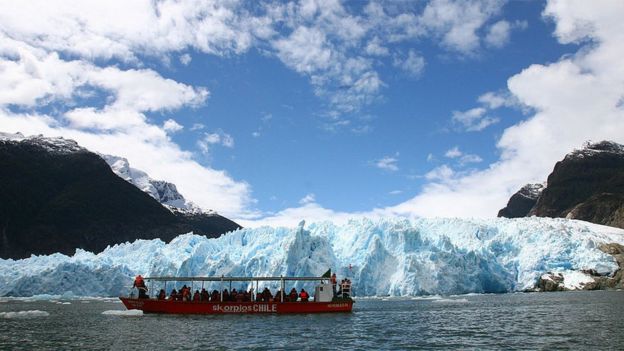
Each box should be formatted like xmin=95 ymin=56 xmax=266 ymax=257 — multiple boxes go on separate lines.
xmin=425 ymin=165 xmax=454 ymax=182
xmin=444 ymin=146 xmax=482 ymax=165
xmin=459 ymin=154 xmax=483 ymax=165
xmin=0 ymin=0 xmax=510 ymax=133
xmin=478 ymin=91 xmax=510 ymax=109
xmin=190 ymin=123 xmax=205 ymax=131
xmin=179 ymin=53 xmax=192 ymax=65
xmin=393 ymin=50 xmax=425 ymax=78
xmin=197 ymin=130 xmax=234 ymax=154
xmin=485 ymin=20 xmax=511 ymax=48
xmin=0 ymin=0 xmax=260 ymax=61
xmin=299 ymin=193 xmax=316 ymax=205
xmin=452 ymin=107 xmax=500 ymax=131
xmin=374 ymin=155 xmax=399 ymax=172
xmin=163 ymin=119 xmax=183 ymax=133
xmin=445 ymin=146 xmax=462 ymax=158
xmin=485 ymin=20 xmax=528 ymax=48
xmin=365 ymin=37 xmax=389 ymax=56
xmin=419 ymin=0 xmax=504 ymax=54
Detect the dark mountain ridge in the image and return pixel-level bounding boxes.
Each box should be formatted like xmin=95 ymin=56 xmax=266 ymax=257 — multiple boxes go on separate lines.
xmin=0 ymin=135 xmax=241 ymax=259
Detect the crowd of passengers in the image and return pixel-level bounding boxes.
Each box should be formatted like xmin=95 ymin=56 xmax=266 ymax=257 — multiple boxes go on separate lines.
xmin=156 ymin=286 xmax=310 ymax=302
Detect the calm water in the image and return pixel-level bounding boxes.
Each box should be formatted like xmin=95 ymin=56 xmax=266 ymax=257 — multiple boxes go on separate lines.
xmin=1 ymin=291 xmax=623 ymax=350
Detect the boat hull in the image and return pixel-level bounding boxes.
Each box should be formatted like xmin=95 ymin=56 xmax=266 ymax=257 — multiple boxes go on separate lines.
xmin=119 ymin=297 xmax=353 ymax=314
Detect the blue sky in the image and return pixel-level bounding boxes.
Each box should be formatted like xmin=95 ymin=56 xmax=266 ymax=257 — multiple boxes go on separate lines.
xmin=1 ymin=0 xmax=623 ymax=226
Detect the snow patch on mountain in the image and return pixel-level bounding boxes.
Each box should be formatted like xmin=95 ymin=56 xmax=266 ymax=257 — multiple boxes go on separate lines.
xmin=99 ymin=154 xmax=204 ymax=213
xmin=568 ymin=140 xmax=624 ymax=159
xmin=1 ymin=217 xmax=622 ymax=297
xmin=0 ymin=132 xmax=85 ymax=154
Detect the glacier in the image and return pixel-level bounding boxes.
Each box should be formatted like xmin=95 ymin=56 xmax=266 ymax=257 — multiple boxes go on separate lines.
xmin=1 ymin=217 xmax=623 ymax=297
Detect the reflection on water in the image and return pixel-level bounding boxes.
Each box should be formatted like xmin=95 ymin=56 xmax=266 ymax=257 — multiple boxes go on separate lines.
xmin=1 ymin=291 xmax=623 ymax=350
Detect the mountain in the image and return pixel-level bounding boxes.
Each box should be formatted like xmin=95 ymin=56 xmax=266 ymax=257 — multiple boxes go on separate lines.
xmin=99 ymin=154 xmax=205 ymax=213
xmin=497 ymin=184 xmax=544 ymax=218
xmin=0 ymin=133 xmax=240 ymax=259
xmin=499 ymin=141 xmax=624 ymax=229
xmin=1 ymin=217 xmax=623 ymax=297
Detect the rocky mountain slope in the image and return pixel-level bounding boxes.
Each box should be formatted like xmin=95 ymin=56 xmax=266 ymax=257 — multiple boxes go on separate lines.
xmin=100 ymin=154 xmax=205 ymax=213
xmin=0 ymin=133 xmax=241 ymax=259
xmin=499 ymin=141 xmax=624 ymax=229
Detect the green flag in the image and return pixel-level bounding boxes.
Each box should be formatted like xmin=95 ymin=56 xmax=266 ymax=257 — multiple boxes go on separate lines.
xmin=321 ymin=269 xmax=331 ymax=278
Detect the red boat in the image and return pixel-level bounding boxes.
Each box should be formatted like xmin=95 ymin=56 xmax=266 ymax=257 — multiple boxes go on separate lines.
xmin=120 ymin=275 xmax=354 ymax=314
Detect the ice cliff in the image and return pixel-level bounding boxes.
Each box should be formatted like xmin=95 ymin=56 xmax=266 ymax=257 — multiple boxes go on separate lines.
xmin=1 ymin=217 xmax=623 ymax=297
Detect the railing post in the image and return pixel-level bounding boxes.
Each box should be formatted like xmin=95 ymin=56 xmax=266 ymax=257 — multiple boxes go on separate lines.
xmin=220 ymin=275 xmax=224 ymax=302
xmin=280 ymin=276 xmax=284 ymax=302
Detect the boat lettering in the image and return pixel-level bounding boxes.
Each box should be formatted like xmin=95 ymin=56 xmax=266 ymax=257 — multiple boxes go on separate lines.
xmin=328 ymin=303 xmax=348 ymax=308
xmin=214 ymin=304 xmax=277 ymax=313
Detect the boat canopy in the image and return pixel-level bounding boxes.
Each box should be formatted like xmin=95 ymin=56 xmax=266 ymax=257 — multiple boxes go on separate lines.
xmin=144 ymin=276 xmax=329 ymax=282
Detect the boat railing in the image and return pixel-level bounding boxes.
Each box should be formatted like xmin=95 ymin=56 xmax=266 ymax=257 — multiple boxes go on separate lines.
xmin=141 ymin=275 xmax=331 ymax=302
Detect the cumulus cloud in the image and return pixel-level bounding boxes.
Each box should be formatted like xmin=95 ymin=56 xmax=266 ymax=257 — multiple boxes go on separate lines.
xmin=419 ymin=0 xmax=504 ymax=54
xmin=163 ymin=119 xmax=183 ymax=133
xmin=299 ymin=193 xmax=316 ymax=205
xmin=485 ymin=20 xmax=528 ymax=48
xmin=179 ymin=53 xmax=192 ymax=66
xmin=444 ymin=146 xmax=483 ymax=165
xmin=425 ymin=165 xmax=454 ymax=182
xmin=452 ymin=107 xmax=500 ymax=131
xmin=445 ymin=146 xmax=462 ymax=158
xmin=393 ymin=50 xmax=425 ymax=78
xmin=374 ymin=155 xmax=399 ymax=172
xmin=197 ymin=130 xmax=235 ymax=154
xmin=485 ymin=20 xmax=511 ymax=48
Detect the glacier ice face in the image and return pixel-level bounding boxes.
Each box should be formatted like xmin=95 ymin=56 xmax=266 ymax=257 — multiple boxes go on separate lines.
xmin=1 ymin=217 xmax=623 ymax=297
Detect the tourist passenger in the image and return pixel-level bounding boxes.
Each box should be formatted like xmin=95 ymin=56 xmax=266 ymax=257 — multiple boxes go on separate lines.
xmin=231 ymin=288 xmax=238 ymax=302
xmin=274 ymin=289 xmax=282 ymax=302
xmin=193 ymin=290 xmax=201 ymax=302
xmin=201 ymin=288 xmax=209 ymax=302
xmin=222 ymin=289 xmax=230 ymax=302
xmin=261 ymin=287 xmax=271 ymax=302
xmin=289 ymin=288 xmax=298 ymax=302
xmin=133 ymin=275 xmax=148 ymax=299
xmin=331 ymin=273 xmax=337 ymax=295
xmin=262 ymin=287 xmax=273 ymax=302
xmin=299 ymin=288 xmax=309 ymax=302
xmin=169 ymin=288 xmax=178 ymax=301
xmin=157 ymin=289 xmax=166 ymax=300
xmin=211 ymin=290 xmax=220 ymax=302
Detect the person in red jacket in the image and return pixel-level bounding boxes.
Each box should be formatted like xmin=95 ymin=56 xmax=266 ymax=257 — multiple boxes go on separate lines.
xmin=289 ymin=288 xmax=298 ymax=302
xmin=132 ymin=275 xmax=148 ymax=299
xmin=299 ymin=289 xmax=309 ymax=302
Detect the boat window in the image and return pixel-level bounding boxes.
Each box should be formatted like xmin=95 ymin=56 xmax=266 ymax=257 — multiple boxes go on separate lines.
xmin=320 ymin=287 xmax=323 ymax=291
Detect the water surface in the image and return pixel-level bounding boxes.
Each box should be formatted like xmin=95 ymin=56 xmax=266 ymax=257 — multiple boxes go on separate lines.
xmin=1 ymin=291 xmax=623 ymax=350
